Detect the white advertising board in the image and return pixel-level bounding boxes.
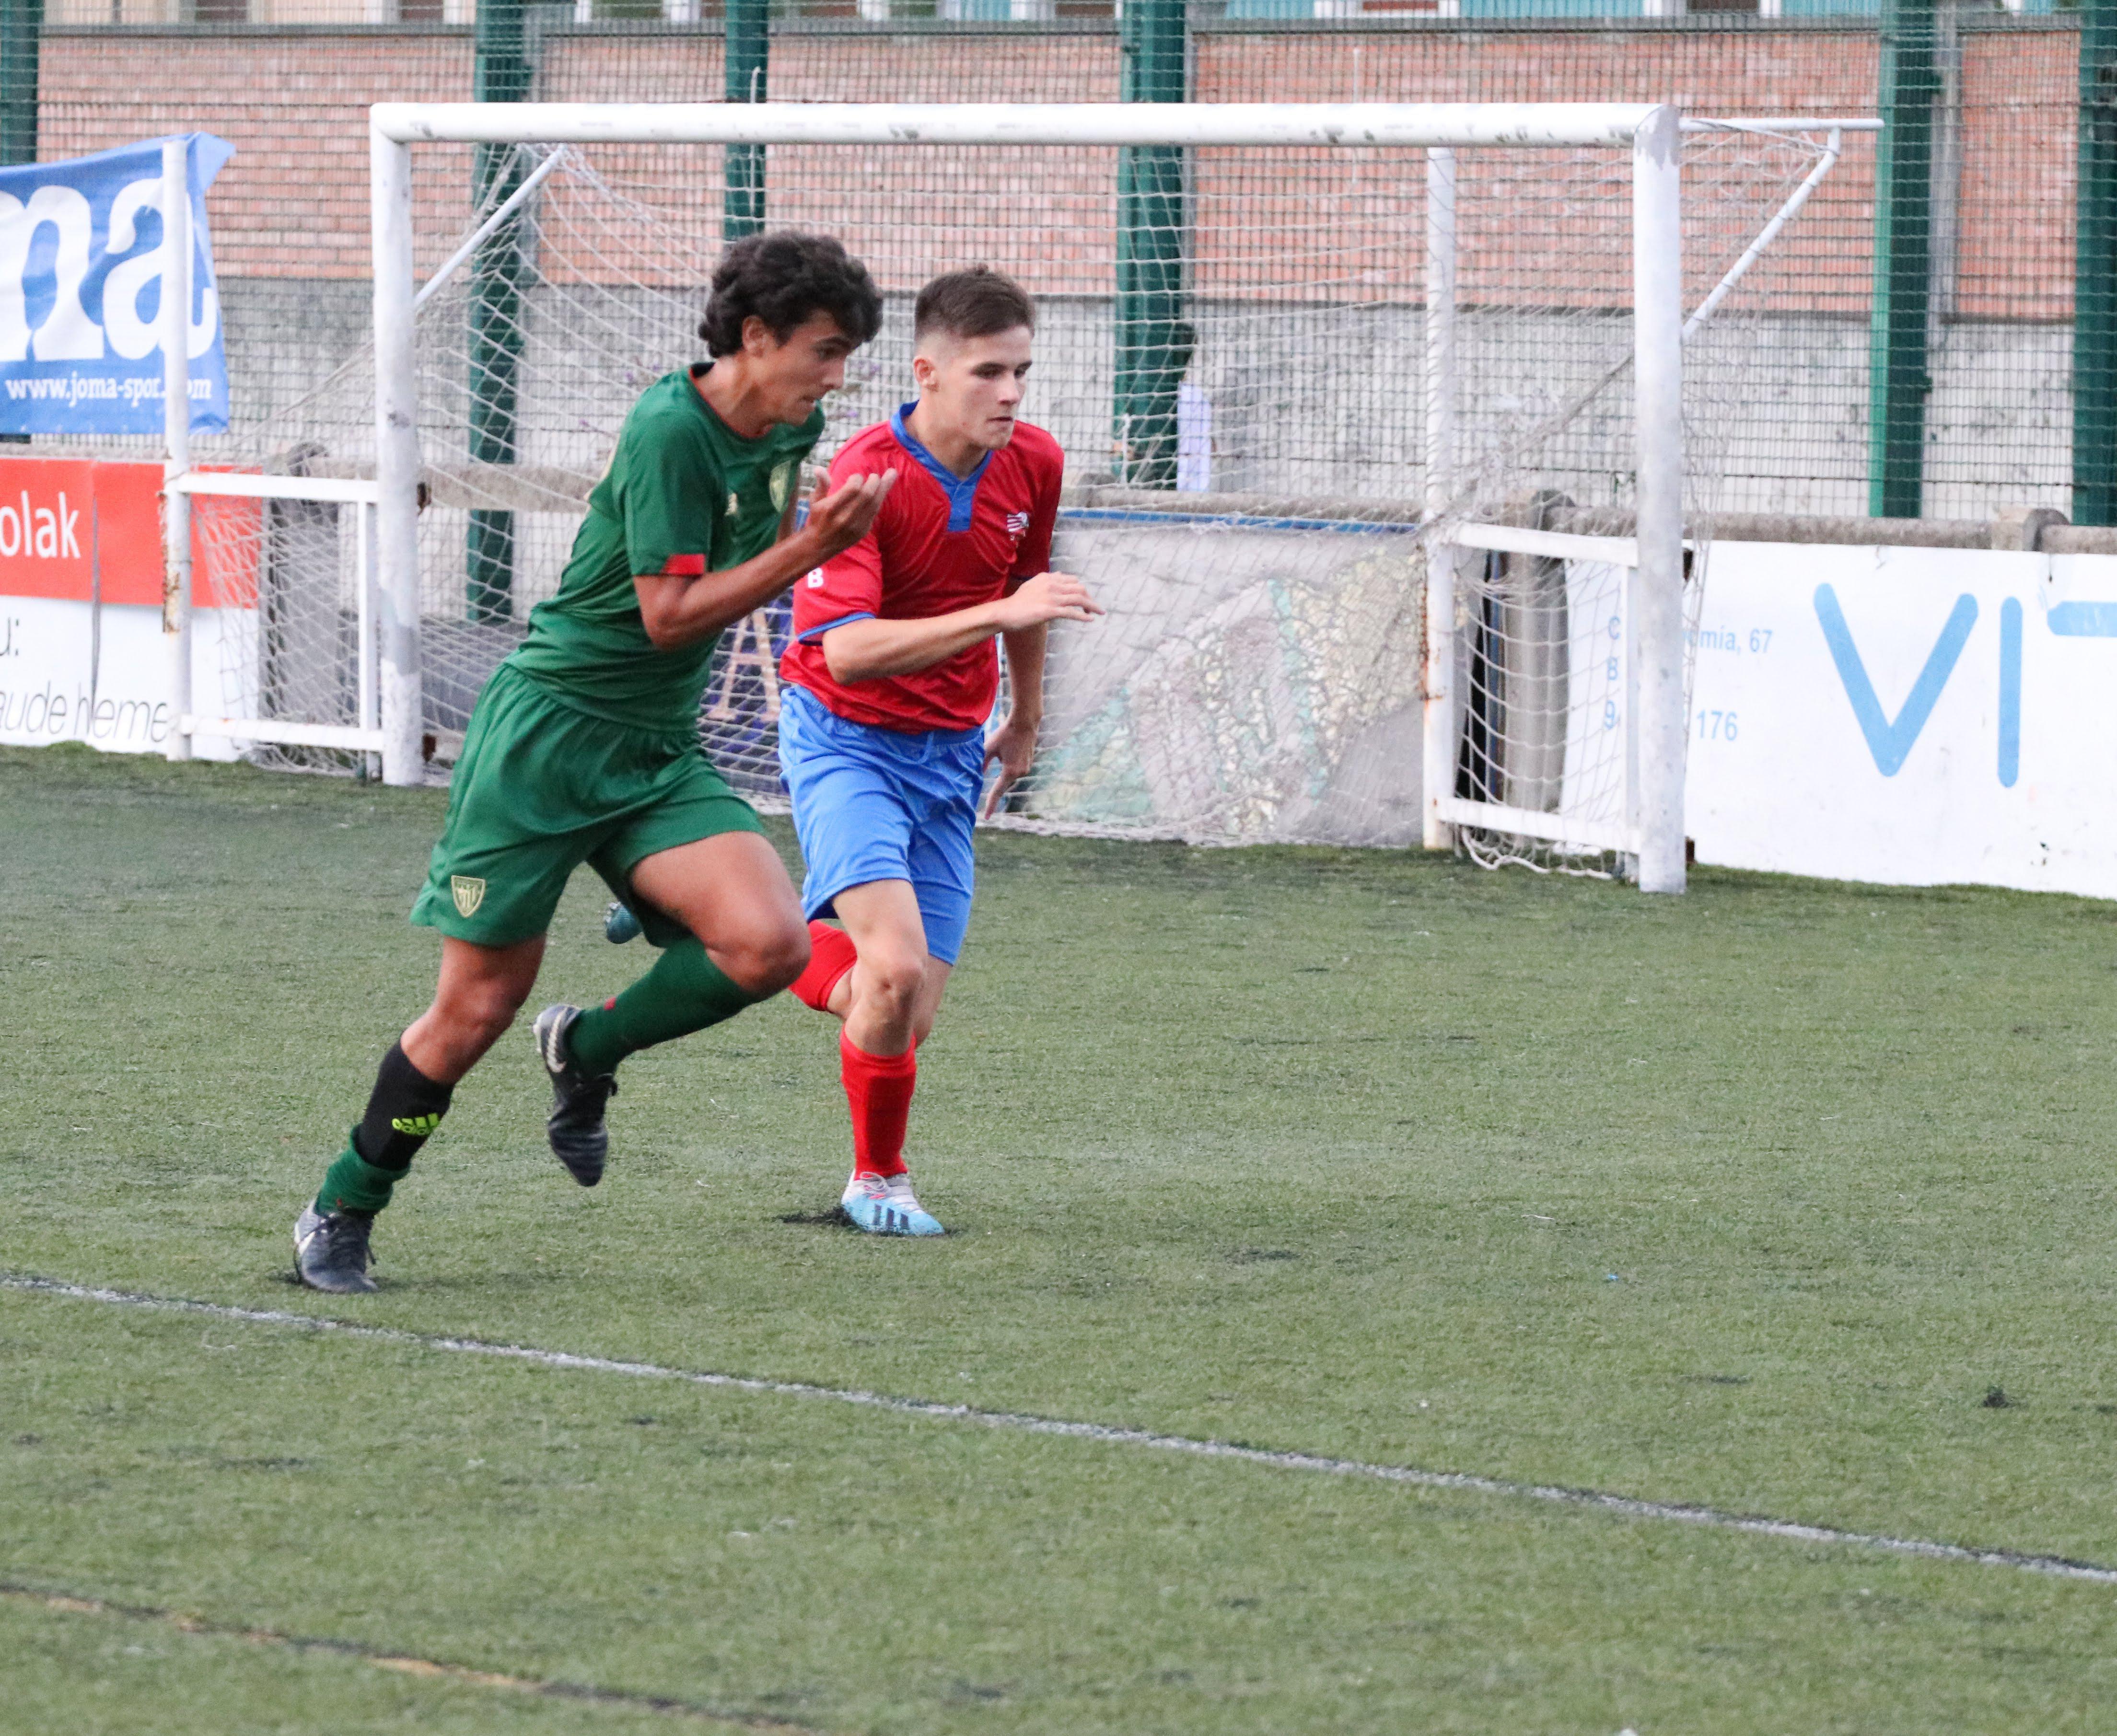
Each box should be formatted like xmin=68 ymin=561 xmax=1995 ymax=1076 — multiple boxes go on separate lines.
xmin=0 ymin=594 xmax=247 ymax=759
xmin=1687 ymin=541 xmax=2117 ymax=900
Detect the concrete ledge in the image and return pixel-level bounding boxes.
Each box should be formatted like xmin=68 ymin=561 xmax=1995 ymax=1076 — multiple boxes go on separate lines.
xmin=1062 ymin=487 xmax=2117 ymax=555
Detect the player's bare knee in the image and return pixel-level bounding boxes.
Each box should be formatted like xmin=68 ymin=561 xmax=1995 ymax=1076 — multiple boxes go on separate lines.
xmin=859 ymin=953 xmax=924 ymax=1021
xmin=719 ymin=922 xmax=810 ymax=997
xmin=756 ymin=926 xmax=812 ymax=995
xmin=454 ymin=987 xmax=523 ymax=1050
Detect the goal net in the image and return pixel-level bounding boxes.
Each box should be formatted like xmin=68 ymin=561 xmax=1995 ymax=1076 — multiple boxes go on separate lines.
xmin=192 ymin=102 xmax=1844 ymax=892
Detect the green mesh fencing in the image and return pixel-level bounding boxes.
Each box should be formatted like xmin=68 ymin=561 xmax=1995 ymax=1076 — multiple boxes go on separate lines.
xmin=10 ymin=6 xmax=2096 ymax=835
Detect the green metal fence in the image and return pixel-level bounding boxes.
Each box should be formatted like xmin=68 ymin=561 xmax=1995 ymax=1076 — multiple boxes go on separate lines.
xmin=11 ymin=5 xmax=2106 ymax=525
xmin=466 ymin=0 xmax=533 ymax=623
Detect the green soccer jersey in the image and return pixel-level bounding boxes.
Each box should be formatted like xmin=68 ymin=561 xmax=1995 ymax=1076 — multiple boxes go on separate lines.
xmin=504 ymin=364 xmax=824 ymax=734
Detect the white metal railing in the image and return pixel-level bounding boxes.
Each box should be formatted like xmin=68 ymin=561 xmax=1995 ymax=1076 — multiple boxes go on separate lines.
xmin=169 ymin=469 xmax=385 ymax=760
xmin=1443 ymin=521 xmax=1646 ymax=571
xmin=1429 ymin=796 xmax=1634 ymax=856
xmin=162 ymin=137 xmax=191 ymax=768
xmin=1410 ymin=105 xmax=1685 ymax=891
xmin=157 ymin=133 xmax=385 ymax=768
xmin=1420 ymin=113 xmax=1863 ymax=890
xmin=176 ymin=472 xmax=382 ymax=506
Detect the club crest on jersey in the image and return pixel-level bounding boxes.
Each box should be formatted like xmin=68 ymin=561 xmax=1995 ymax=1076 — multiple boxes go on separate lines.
xmin=451 ymin=876 xmax=486 ymax=918
xmin=1005 ymin=511 xmax=1030 ymax=539
xmin=769 ymin=460 xmax=797 ymax=512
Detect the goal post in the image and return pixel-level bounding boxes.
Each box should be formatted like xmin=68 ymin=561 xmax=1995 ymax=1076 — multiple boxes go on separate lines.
xmin=368 ymin=98 xmax=1719 ymax=868
xmin=1632 ymin=104 xmax=1687 ymax=897
xmin=371 ymin=116 xmax=420 ymax=791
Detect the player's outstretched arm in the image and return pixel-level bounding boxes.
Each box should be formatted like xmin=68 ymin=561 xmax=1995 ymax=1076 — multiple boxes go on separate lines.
xmin=633 ymin=469 xmax=897 ymax=651
xmin=820 ymin=570 xmax=1100 ymax=686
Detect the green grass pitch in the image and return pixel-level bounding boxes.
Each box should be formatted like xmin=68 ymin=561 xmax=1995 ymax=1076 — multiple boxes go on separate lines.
xmin=4 ymin=741 xmax=2117 ymax=1733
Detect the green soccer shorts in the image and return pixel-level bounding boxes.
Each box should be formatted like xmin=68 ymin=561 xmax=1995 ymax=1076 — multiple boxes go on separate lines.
xmin=410 ymin=663 xmax=765 ymax=949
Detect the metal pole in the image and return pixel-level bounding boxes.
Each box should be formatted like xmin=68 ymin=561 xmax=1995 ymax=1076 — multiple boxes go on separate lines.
xmin=1422 ymin=146 xmax=1457 ymax=852
xmin=2075 ymin=0 xmax=2117 ymax=526
xmin=1683 ymin=127 xmax=1843 ymax=341
xmin=1869 ymin=0 xmax=1937 ymax=519
xmin=1930 ymin=0 xmax=1962 ymax=336
xmin=372 ymin=124 xmax=424 ymax=788
xmin=724 ymin=0 xmax=768 ymax=242
xmin=161 ymin=139 xmax=192 ymax=765
xmin=372 ymin=102 xmax=1671 ymax=150
xmin=1630 ymin=105 xmax=1686 ymax=895
xmin=357 ymin=501 xmax=378 ymax=781
xmin=0 ymin=0 xmax=37 ymax=448
xmin=417 ymin=144 xmax=565 ymax=313
xmin=467 ymin=0 xmax=530 ymax=625
xmin=0 ymin=0 xmax=39 ymax=169
xmin=1114 ymin=0 xmax=1188 ymax=489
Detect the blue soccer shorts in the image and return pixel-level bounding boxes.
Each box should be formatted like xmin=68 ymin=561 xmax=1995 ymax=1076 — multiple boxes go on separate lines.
xmin=777 ymin=683 xmax=985 ymax=965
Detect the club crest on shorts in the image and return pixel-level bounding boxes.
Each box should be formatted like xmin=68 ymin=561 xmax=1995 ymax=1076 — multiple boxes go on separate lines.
xmin=451 ymin=875 xmax=487 ymax=918
xmin=770 ymin=460 xmax=797 ymax=512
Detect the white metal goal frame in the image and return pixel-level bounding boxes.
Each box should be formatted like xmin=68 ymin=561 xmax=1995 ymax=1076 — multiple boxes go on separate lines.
xmin=343 ymin=100 xmax=1709 ymax=883
xmin=151 ymin=126 xmax=387 ymax=770
xmin=149 ymin=137 xmax=385 ymax=771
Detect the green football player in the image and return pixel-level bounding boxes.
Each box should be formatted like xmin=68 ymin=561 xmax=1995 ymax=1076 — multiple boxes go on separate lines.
xmin=294 ymin=231 xmax=896 ymax=1294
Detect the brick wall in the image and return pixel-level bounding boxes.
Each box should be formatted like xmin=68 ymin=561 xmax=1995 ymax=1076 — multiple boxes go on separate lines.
xmin=42 ymin=28 xmax=475 ymax=277
xmin=29 ymin=21 xmax=2087 ymax=516
xmin=1958 ymin=26 xmax=2074 ymax=324
xmin=34 ymin=23 xmax=2078 ymax=320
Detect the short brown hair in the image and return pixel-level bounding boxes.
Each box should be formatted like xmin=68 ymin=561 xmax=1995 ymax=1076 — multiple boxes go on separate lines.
xmin=913 ymin=266 xmax=1035 ymax=345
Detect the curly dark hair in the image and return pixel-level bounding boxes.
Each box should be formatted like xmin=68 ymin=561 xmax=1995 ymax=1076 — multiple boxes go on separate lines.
xmin=699 ymin=231 xmax=884 ymax=358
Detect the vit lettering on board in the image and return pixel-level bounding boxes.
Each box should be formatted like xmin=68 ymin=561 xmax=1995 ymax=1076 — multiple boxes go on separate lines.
xmin=1685 ymin=542 xmax=2117 ymax=900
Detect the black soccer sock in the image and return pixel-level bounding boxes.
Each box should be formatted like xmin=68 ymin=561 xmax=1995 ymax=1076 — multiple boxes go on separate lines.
xmin=352 ymin=1042 xmax=455 ymax=1172
xmin=316 ymin=1044 xmax=455 ymax=1216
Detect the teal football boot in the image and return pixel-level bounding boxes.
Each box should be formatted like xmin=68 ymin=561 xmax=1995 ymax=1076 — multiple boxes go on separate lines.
xmin=840 ymin=1172 xmax=945 ymax=1237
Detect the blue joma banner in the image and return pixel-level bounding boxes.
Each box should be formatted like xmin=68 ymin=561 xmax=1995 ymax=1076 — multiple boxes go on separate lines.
xmin=0 ymin=134 xmax=234 ymax=437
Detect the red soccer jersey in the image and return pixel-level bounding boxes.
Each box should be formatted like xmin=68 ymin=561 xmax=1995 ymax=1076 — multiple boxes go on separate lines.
xmin=779 ymin=405 xmax=1063 ymax=733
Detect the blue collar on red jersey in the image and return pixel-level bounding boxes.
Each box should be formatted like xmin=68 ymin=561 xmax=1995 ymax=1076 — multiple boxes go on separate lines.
xmin=890 ymin=402 xmax=992 ymax=533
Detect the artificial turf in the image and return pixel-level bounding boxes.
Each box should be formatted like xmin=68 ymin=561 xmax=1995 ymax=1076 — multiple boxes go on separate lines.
xmin=3 ymin=742 xmax=2115 ymax=1732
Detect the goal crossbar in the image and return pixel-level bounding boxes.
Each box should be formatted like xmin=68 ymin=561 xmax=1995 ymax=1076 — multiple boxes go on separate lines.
xmin=370 ymin=102 xmax=1666 ymax=150
xmin=366 ymin=99 xmax=1689 ymax=889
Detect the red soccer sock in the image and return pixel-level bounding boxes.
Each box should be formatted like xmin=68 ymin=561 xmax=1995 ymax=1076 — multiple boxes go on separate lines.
xmin=839 ymin=1030 xmax=916 ymax=1180
xmin=788 ymin=920 xmax=859 ymax=1012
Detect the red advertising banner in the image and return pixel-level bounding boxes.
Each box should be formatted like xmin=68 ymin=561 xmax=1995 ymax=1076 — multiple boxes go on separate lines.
xmin=0 ymin=456 xmax=257 ymax=609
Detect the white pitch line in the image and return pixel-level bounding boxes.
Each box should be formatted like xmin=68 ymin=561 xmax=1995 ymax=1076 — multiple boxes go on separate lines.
xmin=8 ymin=1272 xmax=2115 ymax=1588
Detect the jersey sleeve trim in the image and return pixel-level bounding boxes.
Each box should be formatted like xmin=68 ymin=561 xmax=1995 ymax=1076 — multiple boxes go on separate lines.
xmin=796 ymin=610 xmax=877 ymax=645
xmin=658 ymin=553 xmax=706 ymax=577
